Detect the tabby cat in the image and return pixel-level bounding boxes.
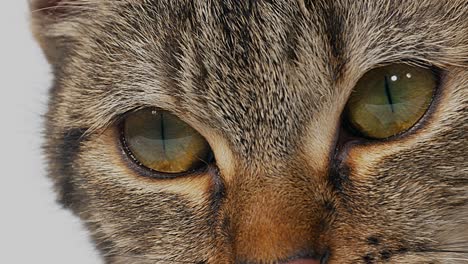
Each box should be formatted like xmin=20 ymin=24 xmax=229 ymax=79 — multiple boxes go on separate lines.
xmin=31 ymin=0 xmax=467 ymax=263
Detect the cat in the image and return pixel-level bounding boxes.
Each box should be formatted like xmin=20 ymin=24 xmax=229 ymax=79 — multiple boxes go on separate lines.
xmin=31 ymin=0 xmax=467 ymax=263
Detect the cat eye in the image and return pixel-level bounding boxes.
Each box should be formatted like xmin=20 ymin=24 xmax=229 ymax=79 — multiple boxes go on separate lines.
xmin=345 ymin=64 xmax=436 ymax=139
xmin=121 ymin=109 xmax=213 ymax=175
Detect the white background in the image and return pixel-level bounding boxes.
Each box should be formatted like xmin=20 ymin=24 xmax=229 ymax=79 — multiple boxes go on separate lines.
xmin=0 ymin=1 xmax=101 ymax=263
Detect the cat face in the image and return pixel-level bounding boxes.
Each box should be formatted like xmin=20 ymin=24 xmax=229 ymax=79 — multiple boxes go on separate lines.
xmin=31 ymin=0 xmax=467 ymax=263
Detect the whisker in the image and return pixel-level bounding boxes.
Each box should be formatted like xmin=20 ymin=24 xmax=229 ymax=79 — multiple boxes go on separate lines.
xmin=426 ymin=250 xmax=468 ymax=254
xmin=421 ymin=240 xmax=468 ymax=253
xmin=31 ymin=0 xmax=97 ymax=14
xmin=436 ymin=241 xmax=468 ymax=247
xmin=31 ymin=6 xmax=96 ymax=14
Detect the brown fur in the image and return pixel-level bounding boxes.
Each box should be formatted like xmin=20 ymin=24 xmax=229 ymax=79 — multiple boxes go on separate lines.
xmin=30 ymin=0 xmax=468 ymax=263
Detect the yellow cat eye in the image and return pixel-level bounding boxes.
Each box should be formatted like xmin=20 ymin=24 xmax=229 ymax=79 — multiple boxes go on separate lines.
xmin=122 ymin=109 xmax=213 ymax=174
xmin=345 ymin=64 xmax=436 ymax=139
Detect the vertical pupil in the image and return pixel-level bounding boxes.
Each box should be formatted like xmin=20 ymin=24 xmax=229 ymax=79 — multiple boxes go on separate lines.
xmin=384 ymin=75 xmax=395 ymax=113
xmin=159 ymin=112 xmax=166 ymax=154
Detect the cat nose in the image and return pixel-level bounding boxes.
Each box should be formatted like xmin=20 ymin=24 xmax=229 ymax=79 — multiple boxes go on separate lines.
xmin=285 ymin=259 xmax=320 ymax=264
xmin=226 ymin=168 xmax=333 ymax=263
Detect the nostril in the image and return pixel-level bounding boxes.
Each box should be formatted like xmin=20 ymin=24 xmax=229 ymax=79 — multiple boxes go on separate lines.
xmin=283 ymin=249 xmax=330 ymax=264
xmin=320 ymin=250 xmax=330 ymax=264
xmin=285 ymin=259 xmax=320 ymax=264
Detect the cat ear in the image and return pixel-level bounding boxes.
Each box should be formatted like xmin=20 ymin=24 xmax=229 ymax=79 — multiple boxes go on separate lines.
xmin=29 ymin=0 xmax=88 ymax=63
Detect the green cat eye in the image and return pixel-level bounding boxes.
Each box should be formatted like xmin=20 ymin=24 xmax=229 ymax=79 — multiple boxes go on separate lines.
xmin=345 ymin=64 xmax=436 ymax=139
xmin=122 ymin=109 xmax=213 ymax=174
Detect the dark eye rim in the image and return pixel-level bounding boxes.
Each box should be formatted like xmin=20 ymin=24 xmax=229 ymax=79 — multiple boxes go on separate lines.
xmin=343 ymin=65 xmax=444 ymax=141
xmin=117 ymin=109 xmax=216 ymax=179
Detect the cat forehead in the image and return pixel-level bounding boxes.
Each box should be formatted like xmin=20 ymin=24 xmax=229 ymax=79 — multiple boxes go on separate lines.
xmin=51 ymin=0 xmax=467 ymax=158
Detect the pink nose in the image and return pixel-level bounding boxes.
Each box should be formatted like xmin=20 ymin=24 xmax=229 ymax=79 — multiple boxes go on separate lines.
xmin=286 ymin=259 xmax=320 ymax=264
